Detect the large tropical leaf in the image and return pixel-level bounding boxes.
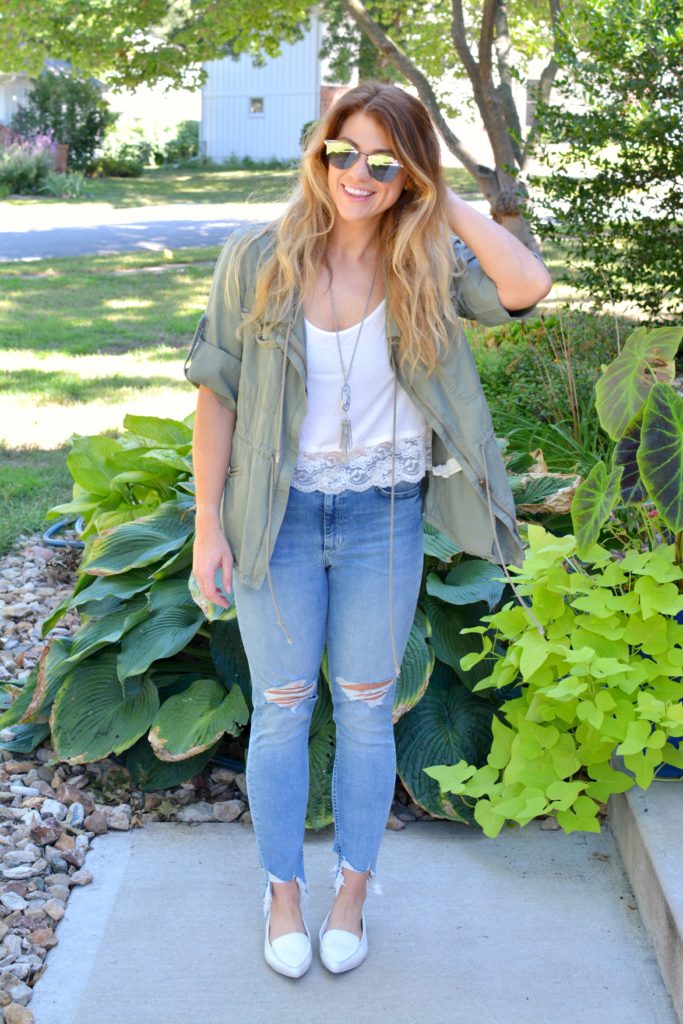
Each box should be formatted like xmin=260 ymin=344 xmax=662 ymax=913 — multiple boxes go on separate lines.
xmin=0 ymin=722 xmax=51 ymax=754
xmin=594 ymin=326 xmax=682 ymax=441
xmin=613 ymin=410 xmax=648 ymax=504
xmin=305 ymin=677 xmax=336 ymax=829
xmin=638 ymin=381 xmax=683 ymax=534
xmin=126 ymin=734 xmax=221 ymax=792
xmin=395 ymin=659 xmax=497 ymax=826
xmin=424 ymin=595 xmax=500 ymax=691
xmin=67 ymin=568 xmax=153 ymax=609
xmin=117 ymin=602 xmax=205 ymax=680
xmin=81 ymin=501 xmax=193 ymax=575
xmin=393 ymin=606 xmax=435 ymax=721
xmin=148 ymin=678 xmax=249 ymax=761
xmin=63 ymin=593 xmax=149 ymax=666
xmin=66 ymin=435 xmax=122 ymax=495
xmin=122 ymin=413 xmax=193 ymax=447
xmin=571 ymin=460 xmax=623 ymax=558
xmin=209 ymin=619 xmax=253 ymax=708
xmin=50 ymin=649 xmax=160 ymax=764
xmin=422 ymin=521 xmax=461 ymax=562
xmin=426 ymin=558 xmax=506 ymax=610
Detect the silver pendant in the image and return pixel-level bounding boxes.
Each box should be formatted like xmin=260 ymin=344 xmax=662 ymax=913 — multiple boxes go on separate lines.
xmin=340 ymin=416 xmax=352 ymax=456
xmin=341 ymin=382 xmax=351 ymax=412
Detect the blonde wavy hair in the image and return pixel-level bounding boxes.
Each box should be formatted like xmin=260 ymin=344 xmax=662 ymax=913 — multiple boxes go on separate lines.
xmin=226 ymin=80 xmax=464 ymax=377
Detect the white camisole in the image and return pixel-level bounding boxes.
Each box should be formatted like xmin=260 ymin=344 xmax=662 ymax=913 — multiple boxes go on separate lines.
xmin=290 ymin=298 xmax=433 ymax=493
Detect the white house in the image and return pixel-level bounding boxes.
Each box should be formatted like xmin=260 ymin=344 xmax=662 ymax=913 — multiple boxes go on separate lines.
xmin=199 ymin=16 xmax=543 ymax=168
xmin=0 ymin=71 xmax=37 ymax=125
xmin=200 ymin=19 xmax=326 ymax=163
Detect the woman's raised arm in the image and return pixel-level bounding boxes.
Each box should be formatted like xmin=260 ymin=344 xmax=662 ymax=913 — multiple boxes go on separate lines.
xmin=445 ymin=188 xmax=552 ymax=312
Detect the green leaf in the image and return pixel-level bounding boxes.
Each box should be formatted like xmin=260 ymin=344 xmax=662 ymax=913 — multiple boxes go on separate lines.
xmin=397 ymin=660 xmax=496 ymax=826
xmin=51 ymin=649 xmax=160 ymax=764
xmin=594 ymin=326 xmax=680 ymax=441
xmin=122 ymin=414 xmax=193 ymax=446
xmin=393 ymin=606 xmax=435 ymax=718
xmin=426 ymin=558 xmax=506 ymax=610
xmin=571 ymin=461 xmax=623 ymax=558
xmin=66 ymin=435 xmax=122 ymax=495
xmin=117 ymin=603 xmax=205 ymax=680
xmin=424 ymin=595 xmax=494 ymax=690
xmin=82 ymin=501 xmax=193 ymax=575
xmin=149 ymin=678 xmax=249 ymax=761
xmin=422 ymin=521 xmax=461 ymax=562
xmin=638 ymin=381 xmax=683 ymax=534
xmin=305 ymin=678 xmax=336 ymax=829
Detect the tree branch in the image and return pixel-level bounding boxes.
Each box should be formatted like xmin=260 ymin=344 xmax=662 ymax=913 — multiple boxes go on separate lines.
xmin=521 ymin=0 xmax=562 ymax=168
xmin=340 ymin=0 xmax=486 ymax=183
xmin=493 ymin=0 xmax=523 ymax=165
xmin=450 ymin=0 xmax=478 ymax=81
xmin=478 ymin=0 xmax=497 ymax=83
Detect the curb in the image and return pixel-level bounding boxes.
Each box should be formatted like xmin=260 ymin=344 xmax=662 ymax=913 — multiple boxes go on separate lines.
xmin=608 ymin=755 xmax=683 ymax=1023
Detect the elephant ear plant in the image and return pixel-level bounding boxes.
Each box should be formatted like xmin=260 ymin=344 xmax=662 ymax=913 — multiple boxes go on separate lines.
xmin=424 ymin=325 xmax=683 ymax=837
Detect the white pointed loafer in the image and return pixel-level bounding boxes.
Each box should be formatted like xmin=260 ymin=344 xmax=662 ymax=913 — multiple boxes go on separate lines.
xmin=319 ymin=909 xmax=368 ymax=973
xmin=264 ymin=910 xmax=312 ymax=978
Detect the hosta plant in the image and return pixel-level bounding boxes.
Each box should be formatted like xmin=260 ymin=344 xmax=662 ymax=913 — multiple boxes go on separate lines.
xmin=0 ymin=412 xmax=576 ymax=831
xmin=424 ymin=524 xmax=683 ymax=838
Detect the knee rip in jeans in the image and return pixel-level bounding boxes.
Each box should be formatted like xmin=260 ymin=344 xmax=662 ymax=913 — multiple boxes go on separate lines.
xmin=264 ymin=677 xmax=317 ymax=712
xmin=337 ymin=676 xmax=393 ymax=707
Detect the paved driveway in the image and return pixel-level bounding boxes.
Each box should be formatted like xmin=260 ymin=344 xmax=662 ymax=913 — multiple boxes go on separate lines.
xmin=0 ymin=201 xmax=288 ymax=260
xmin=0 ymin=198 xmax=494 ymax=261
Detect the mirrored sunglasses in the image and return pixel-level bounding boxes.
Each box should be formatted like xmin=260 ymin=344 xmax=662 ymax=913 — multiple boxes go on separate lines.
xmin=323 ymin=139 xmax=404 ymax=182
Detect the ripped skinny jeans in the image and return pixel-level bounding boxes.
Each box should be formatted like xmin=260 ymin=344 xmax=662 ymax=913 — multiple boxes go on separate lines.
xmin=231 ymin=477 xmax=425 ymax=919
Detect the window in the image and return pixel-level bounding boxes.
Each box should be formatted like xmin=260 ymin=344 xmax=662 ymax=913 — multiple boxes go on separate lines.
xmin=249 ymin=97 xmax=264 ymax=115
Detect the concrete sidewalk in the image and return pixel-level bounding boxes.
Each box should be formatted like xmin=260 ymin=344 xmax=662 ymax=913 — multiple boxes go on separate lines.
xmin=28 ymin=815 xmax=676 ymax=1024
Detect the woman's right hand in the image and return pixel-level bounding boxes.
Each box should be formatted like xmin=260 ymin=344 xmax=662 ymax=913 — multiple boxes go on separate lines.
xmin=193 ymin=514 xmax=234 ymax=609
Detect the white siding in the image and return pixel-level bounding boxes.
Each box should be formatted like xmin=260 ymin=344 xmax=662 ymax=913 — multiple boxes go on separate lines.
xmin=201 ymin=20 xmax=321 ymax=162
xmin=0 ymin=74 xmax=32 ymax=126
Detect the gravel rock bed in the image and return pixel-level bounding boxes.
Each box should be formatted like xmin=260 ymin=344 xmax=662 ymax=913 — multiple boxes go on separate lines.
xmin=0 ymin=530 xmax=432 ymax=1022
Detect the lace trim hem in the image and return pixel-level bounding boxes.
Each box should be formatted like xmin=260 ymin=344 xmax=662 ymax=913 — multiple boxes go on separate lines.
xmin=290 ymin=435 xmax=433 ymax=494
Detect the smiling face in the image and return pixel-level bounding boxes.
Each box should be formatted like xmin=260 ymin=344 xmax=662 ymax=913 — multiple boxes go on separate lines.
xmin=326 ymin=111 xmax=408 ymax=229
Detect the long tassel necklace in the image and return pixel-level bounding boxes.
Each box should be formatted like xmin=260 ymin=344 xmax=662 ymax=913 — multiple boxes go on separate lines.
xmin=329 ymin=261 xmax=379 ymax=459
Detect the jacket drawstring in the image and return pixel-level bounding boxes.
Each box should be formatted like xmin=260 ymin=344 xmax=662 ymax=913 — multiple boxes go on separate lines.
xmin=266 ymin=320 xmax=294 ymax=645
xmin=389 ymin=372 xmax=402 ymax=679
xmin=478 ymin=438 xmax=545 ymax=637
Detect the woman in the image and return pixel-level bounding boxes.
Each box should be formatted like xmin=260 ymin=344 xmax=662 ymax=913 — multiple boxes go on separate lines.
xmin=185 ymin=80 xmax=551 ymax=979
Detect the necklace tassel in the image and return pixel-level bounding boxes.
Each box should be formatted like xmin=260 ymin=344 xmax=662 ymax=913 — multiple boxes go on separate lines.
xmin=340 ymin=416 xmax=352 ymax=457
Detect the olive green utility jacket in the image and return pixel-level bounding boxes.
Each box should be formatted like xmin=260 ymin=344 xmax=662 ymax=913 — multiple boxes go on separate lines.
xmin=184 ymin=227 xmax=535 ymax=677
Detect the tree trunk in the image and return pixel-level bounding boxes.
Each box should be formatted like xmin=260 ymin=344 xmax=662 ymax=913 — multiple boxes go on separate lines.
xmin=340 ymin=0 xmax=556 ymax=251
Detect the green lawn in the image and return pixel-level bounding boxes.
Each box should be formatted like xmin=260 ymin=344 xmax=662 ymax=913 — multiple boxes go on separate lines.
xmin=0 ymin=170 xmax=564 ymax=557
xmin=6 ymin=163 xmax=480 ymax=208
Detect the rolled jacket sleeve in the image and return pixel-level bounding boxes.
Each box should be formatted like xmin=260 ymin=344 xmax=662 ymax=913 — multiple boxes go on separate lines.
xmin=451 ymin=238 xmax=538 ymax=326
xmin=184 ymin=231 xmax=246 ymax=411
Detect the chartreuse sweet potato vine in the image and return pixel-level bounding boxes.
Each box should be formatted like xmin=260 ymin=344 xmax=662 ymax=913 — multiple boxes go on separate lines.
xmin=423 ymin=524 xmax=683 ymax=839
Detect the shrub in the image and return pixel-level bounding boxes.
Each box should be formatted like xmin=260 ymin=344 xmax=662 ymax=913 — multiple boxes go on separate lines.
xmin=0 ymin=133 xmax=55 ymax=195
xmin=100 ymin=119 xmax=154 ymax=167
xmin=10 ymin=69 xmax=114 ymax=171
xmin=162 ymin=120 xmax=199 ymax=164
xmin=88 ymin=155 xmax=144 ymax=178
xmin=470 ymin=311 xmax=622 ymax=473
xmin=531 ymin=0 xmax=683 ymax=319
xmin=40 ymin=170 xmax=86 ymax=199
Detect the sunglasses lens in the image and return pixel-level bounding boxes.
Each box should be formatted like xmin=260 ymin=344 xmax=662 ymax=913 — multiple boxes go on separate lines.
xmin=324 ymin=140 xmax=402 ymax=181
xmin=324 ymin=141 xmax=359 ymax=169
xmin=367 ymin=156 xmax=401 ymax=182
